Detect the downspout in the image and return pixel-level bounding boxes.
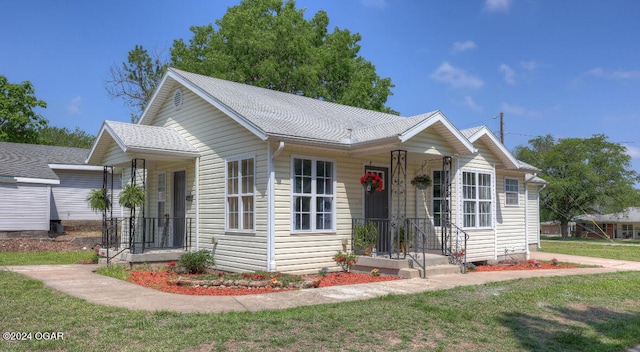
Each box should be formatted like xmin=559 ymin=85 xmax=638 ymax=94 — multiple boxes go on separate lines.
xmin=195 ymin=156 xmax=200 ymax=251
xmin=537 ymin=183 xmax=547 ymax=249
xmin=267 ymin=141 xmax=285 ymax=271
xmin=524 ymin=174 xmax=532 ymax=259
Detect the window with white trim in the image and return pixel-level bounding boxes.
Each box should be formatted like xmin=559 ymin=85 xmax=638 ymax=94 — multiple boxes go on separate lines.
xmin=622 ymin=224 xmax=634 ymax=238
xmin=462 ymin=171 xmax=492 ymax=228
xmin=292 ymin=157 xmax=335 ymax=231
xmin=505 ymin=178 xmax=519 ymax=206
xmin=226 ymin=157 xmax=255 ymax=231
xmin=157 ymin=173 xmax=166 ymax=228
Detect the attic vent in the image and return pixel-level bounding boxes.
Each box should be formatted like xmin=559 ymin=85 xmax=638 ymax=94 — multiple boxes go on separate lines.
xmin=173 ymin=89 xmax=183 ymax=110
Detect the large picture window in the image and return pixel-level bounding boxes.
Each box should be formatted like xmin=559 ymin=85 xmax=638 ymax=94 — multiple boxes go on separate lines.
xmin=292 ymin=157 xmax=335 ymax=232
xmin=226 ymin=157 xmax=255 ymax=231
xmin=462 ymin=171 xmax=492 ymax=228
xmin=505 ymin=178 xmax=519 ymax=206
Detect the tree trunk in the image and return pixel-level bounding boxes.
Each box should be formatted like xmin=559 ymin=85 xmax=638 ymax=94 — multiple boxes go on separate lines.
xmin=560 ymin=219 xmax=570 ymax=239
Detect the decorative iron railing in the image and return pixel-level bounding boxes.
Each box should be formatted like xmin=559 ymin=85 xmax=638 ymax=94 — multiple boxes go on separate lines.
xmin=102 ymin=217 xmax=192 ymax=257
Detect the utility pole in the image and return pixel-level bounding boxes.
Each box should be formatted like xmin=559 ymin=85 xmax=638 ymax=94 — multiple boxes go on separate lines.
xmin=500 ymin=112 xmax=504 ymax=144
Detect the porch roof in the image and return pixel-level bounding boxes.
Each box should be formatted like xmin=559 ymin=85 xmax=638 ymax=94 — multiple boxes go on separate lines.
xmin=86 ymin=120 xmax=200 ymax=165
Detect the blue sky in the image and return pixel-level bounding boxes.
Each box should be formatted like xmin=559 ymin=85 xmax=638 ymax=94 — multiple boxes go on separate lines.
xmin=3 ymin=0 xmax=640 ymax=174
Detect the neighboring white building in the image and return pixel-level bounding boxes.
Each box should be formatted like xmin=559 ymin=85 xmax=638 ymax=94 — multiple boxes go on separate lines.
xmin=0 ymin=142 xmax=117 ymax=235
xmin=87 ymin=68 xmax=546 ymax=274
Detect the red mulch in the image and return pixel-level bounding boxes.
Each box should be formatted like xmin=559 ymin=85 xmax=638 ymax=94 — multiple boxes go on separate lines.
xmin=473 ymin=260 xmax=577 ymax=272
xmin=127 ymin=271 xmax=400 ymax=296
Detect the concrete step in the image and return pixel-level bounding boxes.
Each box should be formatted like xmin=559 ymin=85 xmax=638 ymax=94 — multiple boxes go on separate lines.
xmin=424 ymin=264 xmax=463 ymax=276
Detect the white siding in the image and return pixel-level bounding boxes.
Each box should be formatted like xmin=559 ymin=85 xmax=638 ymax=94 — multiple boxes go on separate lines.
xmin=527 ymin=182 xmax=541 ymax=247
xmin=50 ymin=170 xmax=119 ymax=221
xmin=0 ymin=183 xmax=50 ymax=231
xmin=495 ymin=171 xmax=527 ymax=258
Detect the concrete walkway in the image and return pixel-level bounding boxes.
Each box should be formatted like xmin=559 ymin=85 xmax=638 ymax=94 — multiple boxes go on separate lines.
xmin=4 ymin=252 xmax=640 ymax=351
xmin=3 ymin=251 xmax=640 ymax=314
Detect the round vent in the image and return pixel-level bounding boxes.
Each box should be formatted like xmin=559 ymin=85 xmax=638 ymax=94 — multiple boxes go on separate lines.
xmin=172 ymin=88 xmax=183 ymax=110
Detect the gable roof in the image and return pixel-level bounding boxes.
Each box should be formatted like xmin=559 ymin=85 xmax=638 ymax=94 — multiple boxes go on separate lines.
xmin=0 ymin=142 xmax=95 ymax=184
xmin=86 ymin=120 xmax=200 ymax=165
xmin=461 ymin=126 xmax=533 ymax=171
xmin=138 ymin=68 xmax=475 ymax=154
xmin=574 ymin=207 xmax=640 ymax=223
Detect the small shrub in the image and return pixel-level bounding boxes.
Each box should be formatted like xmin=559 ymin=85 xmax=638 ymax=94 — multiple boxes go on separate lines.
xmin=464 ymin=262 xmax=476 ymax=271
xmin=318 ymin=267 xmax=329 ymax=277
xmin=178 ymin=250 xmax=215 ymax=274
xmin=333 ymin=251 xmax=357 ymax=272
xmin=370 ymin=268 xmax=380 ymax=277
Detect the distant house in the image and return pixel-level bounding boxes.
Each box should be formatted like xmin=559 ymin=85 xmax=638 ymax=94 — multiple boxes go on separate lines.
xmin=574 ymin=208 xmax=640 ymax=239
xmin=87 ymin=68 xmax=546 ymax=274
xmin=0 ymin=142 xmax=118 ymax=236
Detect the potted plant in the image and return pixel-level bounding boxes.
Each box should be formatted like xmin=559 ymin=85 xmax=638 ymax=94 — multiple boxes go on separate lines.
xmin=353 ymin=222 xmax=379 ymax=256
xmin=86 ymin=188 xmax=110 ymax=213
xmin=410 ymin=174 xmax=432 ymax=190
xmin=119 ymin=183 xmax=145 ymax=209
xmin=360 ymin=173 xmax=384 ymax=193
xmin=394 ymin=226 xmax=413 ymax=254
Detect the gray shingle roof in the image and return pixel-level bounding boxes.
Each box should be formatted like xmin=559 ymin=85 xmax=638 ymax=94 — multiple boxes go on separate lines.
xmin=0 ymin=142 xmax=89 ymax=180
xmin=574 ymin=207 xmax=640 ymax=223
xmin=104 ymin=121 xmax=199 ymax=155
xmin=169 ymin=68 xmax=427 ymax=144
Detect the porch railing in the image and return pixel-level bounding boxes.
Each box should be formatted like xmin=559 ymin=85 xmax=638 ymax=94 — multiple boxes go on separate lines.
xmin=102 ymin=217 xmax=192 ymax=256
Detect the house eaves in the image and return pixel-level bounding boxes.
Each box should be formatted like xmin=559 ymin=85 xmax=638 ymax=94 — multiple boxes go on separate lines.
xmin=463 ymin=126 xmax=520 ymax=170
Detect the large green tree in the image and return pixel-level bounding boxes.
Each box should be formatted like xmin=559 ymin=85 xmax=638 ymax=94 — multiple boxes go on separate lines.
xmin=514 ymin=134 xmax=640 ymax=239
xmin=105 ymin=45 xmax=168 ymax=123
xmin=38 ymin=126 xmax=95 ymax=148
xmin=109 ymin=0 xmax=396 ymax=117
xmin=0 ymin=75 xmax=48 ymax=143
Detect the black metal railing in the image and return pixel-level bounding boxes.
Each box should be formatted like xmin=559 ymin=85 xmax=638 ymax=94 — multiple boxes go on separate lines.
xmin=351 ymin=218 xmax=390 ymax=255
xmin=102 ymin=217 xmax=192 ymax=256
xmin=447 ymin=222 xmax=469 ymax=273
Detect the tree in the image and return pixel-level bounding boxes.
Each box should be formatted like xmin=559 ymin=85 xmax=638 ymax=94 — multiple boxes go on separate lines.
xmin=0 ymin=75 xmax=48 ymax=143
xmin=38 ymin=126 xmax=95 ymax=148
xmin=514 ymin=134 xmax=640 ymax=239
xmin=109 ymin=0 xmax=396 ymax=116
xmin=105 ymin=45 xmax=168 ymax=123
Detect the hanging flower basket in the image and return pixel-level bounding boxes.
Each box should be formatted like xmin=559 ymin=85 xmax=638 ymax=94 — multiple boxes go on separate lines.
xmin=410 ymin=174 xmax=432 ymax=190
xmin=360 ymin=173 xmax=384 ymax=193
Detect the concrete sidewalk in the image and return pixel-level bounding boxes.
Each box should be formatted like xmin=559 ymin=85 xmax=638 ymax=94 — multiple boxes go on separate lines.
xmin=3 ymin=251 xmax=640 ymax=314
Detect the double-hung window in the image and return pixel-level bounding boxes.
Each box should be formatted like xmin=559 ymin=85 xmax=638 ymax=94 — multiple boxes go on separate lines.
xmin=505 ymin=178 xmax=519 ymax=206
xmin=292 ymin=157 xmax=335 ymax=232
xmin=226 ymin=157 xmax=255 ymax=231
xmin=462 ymin=171 xmax=492 ymax=228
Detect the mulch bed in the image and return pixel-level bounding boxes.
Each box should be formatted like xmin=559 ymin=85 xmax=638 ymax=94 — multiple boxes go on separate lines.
xmin=127 ymin=271 xmax=400 ymax=296
xmin=473 ymin=260 xmax=577 ymax=272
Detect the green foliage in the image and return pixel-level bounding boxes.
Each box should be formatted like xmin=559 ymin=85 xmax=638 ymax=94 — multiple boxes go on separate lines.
xmin=333 ymin=250 xmax=357 ymax=272
xmin=0 ymin=251 xmax=96 ymax=265
xmin=38 ymin=125 xmax=95 ymax=148
xmin=0 ymin=75 xmax=48 ymax=143
xmin=514 ymin=134 xmax=640 ymax=238
xmin=178 ymin=249 xmax=215 ymax=274
xmin=86 ymin=188 xmax=111 ymax=212
xmin=119 ymin=183 xmax=145 ymax=209
xmin=106 ymin=45 xmax=168 ymax=123
xmin=353 ymin=222 xmax=379 ymax=249
xmin=111 ymin=0 xmax=398 ymax=117
xmin=95 ymin=265 xmax=130 ymax=281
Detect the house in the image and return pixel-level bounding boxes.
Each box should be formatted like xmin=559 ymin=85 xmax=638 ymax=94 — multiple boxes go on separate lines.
xmin=87 ymin=68 xmax=546 ymax=274
xmin=0 ymin=142 xmax=117 ymax=236
xmin=574 ymin=208 xmax=640 ymax=239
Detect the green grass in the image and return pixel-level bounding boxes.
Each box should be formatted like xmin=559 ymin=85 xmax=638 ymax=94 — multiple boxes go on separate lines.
xmin=540 ymin=240 xmax=640 ymax=261
xmin=95 ymin=265 xmax=130 ymax=281
xmin=0 ymin=250 xmax=95 ymax=265
xmin=541 ymin=234 xmax=640 ymax=245
xmin=1 ymin=269 xmax=640 ymax=351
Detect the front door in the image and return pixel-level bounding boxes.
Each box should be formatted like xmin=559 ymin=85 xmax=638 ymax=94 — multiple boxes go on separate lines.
xmin=172 ymin=170 xmax=186 ymax=247
xmin=364 ymin=166 xmax=389 ymax=252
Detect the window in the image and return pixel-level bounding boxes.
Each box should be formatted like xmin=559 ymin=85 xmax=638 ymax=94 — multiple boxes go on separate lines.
xmin=462 ymin=171 xmax=492 ymax=228
xmin=622 ymin=224 xmax=634 ymax=238
xmin=226 ymin=157 xmax=255 ymax=231
xmin=432 ymin=170 xmax=442 ymax=226
xmin=157 ymin=173 xmax=166 ymax=227
xmin=292 ymin=157 xmax=335 ymax=231
xmin=505 ymin=178 xmax=519 ymax=206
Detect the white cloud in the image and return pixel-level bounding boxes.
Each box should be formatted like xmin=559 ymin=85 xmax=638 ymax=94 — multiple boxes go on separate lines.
xmin=625 ymin=145 xmax=640 ymax=159
xmin=499 ymin=64 xmax=516 ymax=85
xmin=484 ymin=0 xmax=511 ymax=12
xmin=500 ymin=102 xmax=560 ymax=119
xmin=66 ymin=96 xmax=82 ymax=114
xmin=520 ymin=60 xmax=537 ymax=71
xmin=362 ymin=0 xmax=386 ymax=8
xmin=464 ymin=96 xmax=483 ymax=112
xmin=452 ymin=40 xmax=477 ymax=54
xmin=586 ymin=67 xmax=640 ymax=80
xmin=431 ymin=62 xmax=484 ymax=89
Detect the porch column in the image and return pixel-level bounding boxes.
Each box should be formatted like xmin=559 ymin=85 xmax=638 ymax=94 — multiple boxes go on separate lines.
xmin=390 ymin=150 xmax=407 ymax=259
